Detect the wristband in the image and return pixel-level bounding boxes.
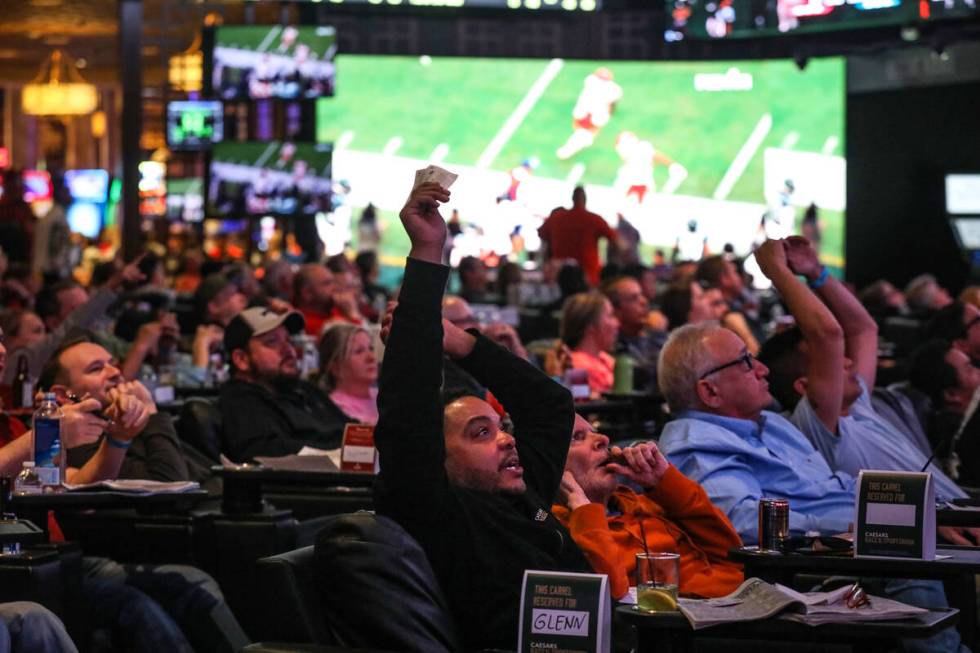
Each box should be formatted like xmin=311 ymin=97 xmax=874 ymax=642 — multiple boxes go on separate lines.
xmin=106 ymin=436 xmax=132 ymax=450
xmin=808 ymin=266 xmax=829 ymax=290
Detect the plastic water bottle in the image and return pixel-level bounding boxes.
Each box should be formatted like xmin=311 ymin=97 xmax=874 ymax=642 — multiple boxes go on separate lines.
xmin=32 ymin=393 xmax=65 ymax=489
xmin=15 ymin=461 xmax=42 ymax=495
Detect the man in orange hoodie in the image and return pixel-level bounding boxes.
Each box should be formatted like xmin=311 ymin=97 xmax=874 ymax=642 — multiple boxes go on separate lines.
xmin=552 ymin=414 xmax=743 ymax=600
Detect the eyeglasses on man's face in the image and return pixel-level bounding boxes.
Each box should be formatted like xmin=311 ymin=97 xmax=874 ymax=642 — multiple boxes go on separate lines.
xmin=699 ymin=351 xmax=755 ymax=380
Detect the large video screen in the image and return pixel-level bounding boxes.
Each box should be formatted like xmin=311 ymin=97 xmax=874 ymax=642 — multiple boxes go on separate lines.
xmin=316 ymin=56 xmax=845 ymax=270
xmin=666 ymin=0 xmax=978 ymax=41
xmin=208 ymin=141 xmax=333 ymax=217
xmin=303 ymin=0 xmax=600 ymax=7
xmin=212 ymin=25 xmax=336 ymax=100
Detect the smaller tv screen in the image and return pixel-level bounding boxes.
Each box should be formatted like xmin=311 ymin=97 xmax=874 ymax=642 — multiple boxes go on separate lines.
xmin=952 ymin=219 xmax=980 ymax=250
xmin=22 ymin=170 xmax=52 ymax=203
xmin=208 ymin=141 xmax=333 ymax=217
xmin=167 ymin=101 xmax=224 ymax=150
xmin=167 ymin=178 xmax=205 ymax=222
xmin=212 ymin=25 xmax=336 ymax=100
xmin=947 ymin=174 xmax=980 ymax=216
xmin=65 ymin=169 xmax=110 ymax=203
xmin=67 ymin=202 xmax=103 ymax=239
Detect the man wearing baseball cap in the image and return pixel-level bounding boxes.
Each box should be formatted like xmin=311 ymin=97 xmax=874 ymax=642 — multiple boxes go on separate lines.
xmin=217 ymin=306 xmax=349 ymax=462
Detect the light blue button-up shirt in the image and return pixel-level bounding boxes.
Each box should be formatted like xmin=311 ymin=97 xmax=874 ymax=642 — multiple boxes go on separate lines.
xmin=791 ymin=379 xmax=966 ymax=502
xmin=659 ymin=410 xmax=856 ymax=544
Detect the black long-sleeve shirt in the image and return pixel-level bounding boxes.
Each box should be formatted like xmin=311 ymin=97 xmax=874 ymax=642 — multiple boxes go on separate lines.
xmin=373 ymin=258 xmax=589 ymax=652
xmin=217 ymin=378 xmax=347 ymax=463
xmin=67 ymin=413 xmax=189 ymax=482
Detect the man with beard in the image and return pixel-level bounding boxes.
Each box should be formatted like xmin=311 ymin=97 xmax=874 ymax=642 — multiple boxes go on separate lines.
xmin=38 ymin=337 xmax=188 ymax=482
xmin=218 ymin=306 xmax=348 ymax=462
xmin=30 ymin=342 xmax=249 ymax=651
xmin=363 ymin=181 xmax=590 ymax=652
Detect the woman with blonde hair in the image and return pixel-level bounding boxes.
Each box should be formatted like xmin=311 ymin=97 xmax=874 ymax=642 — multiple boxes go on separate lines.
xmin=560 ymin=291 xmax=620 ymax=397
xmin=318 ymin=322 xmax=379 ymax=425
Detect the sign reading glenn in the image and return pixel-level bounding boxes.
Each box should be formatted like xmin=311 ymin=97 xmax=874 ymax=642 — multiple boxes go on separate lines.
xmin=518 ymin=570 xmax=610 ymax=653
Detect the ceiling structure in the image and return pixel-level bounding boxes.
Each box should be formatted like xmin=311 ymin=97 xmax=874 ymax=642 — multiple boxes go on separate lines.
xmin=0 ymin=1 xmax=292 ymax=85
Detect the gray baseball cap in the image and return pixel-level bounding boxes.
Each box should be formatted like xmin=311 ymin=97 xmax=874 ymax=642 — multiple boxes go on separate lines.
xmin=224 ymin=306 xmax=305 ymax=352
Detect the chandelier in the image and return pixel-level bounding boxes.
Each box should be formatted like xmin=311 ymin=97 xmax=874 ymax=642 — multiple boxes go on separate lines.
xmin=22 ymin=50 xmax=98 ymax=116
xmin=168 ymin=33 xmax=203 ymax=93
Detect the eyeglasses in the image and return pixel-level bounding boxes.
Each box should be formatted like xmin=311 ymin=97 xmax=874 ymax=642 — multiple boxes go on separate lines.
xmin=699 ymin=351 xmax=754 ymax=380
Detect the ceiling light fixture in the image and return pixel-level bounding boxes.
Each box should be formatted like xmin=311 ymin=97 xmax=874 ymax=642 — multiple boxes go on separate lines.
xmin=21 ymin=50 xmax=98 ymax=116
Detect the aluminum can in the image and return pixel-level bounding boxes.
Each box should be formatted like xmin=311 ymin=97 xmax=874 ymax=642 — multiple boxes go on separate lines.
xmin=758 ymin=498 xmax=789 ymax=552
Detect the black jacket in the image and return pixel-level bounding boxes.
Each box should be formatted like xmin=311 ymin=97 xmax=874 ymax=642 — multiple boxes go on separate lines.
xmin=217 ymin=377 xmax=348 ymax=463
xmin=373 ymin=258 xmax=590 ymax=652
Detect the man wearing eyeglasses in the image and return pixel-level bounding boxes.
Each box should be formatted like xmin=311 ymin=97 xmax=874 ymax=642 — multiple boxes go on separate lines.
xmin=657 ymin=240 xmax=966 ymax=653
xmin=657 ymin=317 xmax=855 ymax=542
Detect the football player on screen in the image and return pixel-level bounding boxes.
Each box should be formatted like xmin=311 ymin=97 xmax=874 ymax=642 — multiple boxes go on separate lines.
xmin=613 ymin=130 xmax=688 ymax=216
xmin=556 ymin=68 xmax=623 ymax=161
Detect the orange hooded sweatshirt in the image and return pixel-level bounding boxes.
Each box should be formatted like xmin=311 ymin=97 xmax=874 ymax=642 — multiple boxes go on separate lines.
xmin=552 ymin=465 xmax=743 ymax=600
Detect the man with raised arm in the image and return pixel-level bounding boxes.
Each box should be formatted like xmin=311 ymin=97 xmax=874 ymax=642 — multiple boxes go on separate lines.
xmin=369 ymin=181 xmax=590 ymax=652
xmin=754 ymin=237 xmax=972 ymax=542
xmin=656 ymin=240 xmax=966 ymax=653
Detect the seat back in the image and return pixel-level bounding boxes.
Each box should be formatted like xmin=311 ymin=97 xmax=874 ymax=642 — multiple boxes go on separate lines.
xmin=314 ymin=512 xmax=460 ymax=653
xmin=881 ymin=316 xmax=924 ymax=359
xmin=253 ymin=546 xmax=332 ymax=645
xmin=176 ymin=397 xmax=223 ymax=462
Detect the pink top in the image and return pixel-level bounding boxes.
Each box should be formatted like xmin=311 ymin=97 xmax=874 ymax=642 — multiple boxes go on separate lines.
xmin=569 ymin=350 xmax=615 ymax=397
xmin=329 ymin=387 xmax=379 ymax=425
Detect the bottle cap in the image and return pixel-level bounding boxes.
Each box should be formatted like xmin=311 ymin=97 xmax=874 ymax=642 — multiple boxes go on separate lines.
xmin=22 ymin=461 xmax=34 ymax=468
xmin=42 ymin=392 xmax=56 ymax=401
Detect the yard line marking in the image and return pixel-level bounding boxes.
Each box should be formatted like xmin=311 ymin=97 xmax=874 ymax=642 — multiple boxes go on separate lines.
xmin=254 ymin=142 xmax=280 ymax=168
xmin=430 ymin=143 xmax=450 ymax=163
xmin=822 ymin=136 xmax=839 ymax=155
xmin=256 ymin=26 xmax=282 ymax=53
xmin=383 ymin=137 xmax=403 ymax=156
xmin=336 ymin=130 xmax=355 ymax=150
xmin=565 ymin=163 xmax=585 ymax=185
xmin=780 ymin=132 xmax=799 ymax=149
xmin=476 ymin=58 xmax=564 ymax=170
xmin=713 ymin=113 xmax=772 ymax=201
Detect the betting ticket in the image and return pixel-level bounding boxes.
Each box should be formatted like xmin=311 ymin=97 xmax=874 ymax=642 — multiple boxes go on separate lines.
xmin=413 ymin=164 xmax=458 ymax=191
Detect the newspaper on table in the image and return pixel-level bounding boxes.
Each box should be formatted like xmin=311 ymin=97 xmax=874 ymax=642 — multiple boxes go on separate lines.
xmin=220 ymin=447 xmax=343 ymax=471
xmin=64 ymin=480 xmax=200 ymax=495
xmin=253 ymin=451 xmax=341 ymax=472
xmin=676 ymin=578 xmax=927 ymax=630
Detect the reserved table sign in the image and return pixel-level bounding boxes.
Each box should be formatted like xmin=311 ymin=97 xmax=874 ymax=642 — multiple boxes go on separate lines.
xmin=518 ymin=570 xmax=610 ymax=653
xmin=340 ymin=424 xmax=378 ymax=473
xmin=855 ymin=470 xmax=935 ymax=560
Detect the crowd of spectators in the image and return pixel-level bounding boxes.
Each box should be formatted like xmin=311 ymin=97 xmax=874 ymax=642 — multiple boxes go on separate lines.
xmin=2 ymin=176 xmax=980 ymax=652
